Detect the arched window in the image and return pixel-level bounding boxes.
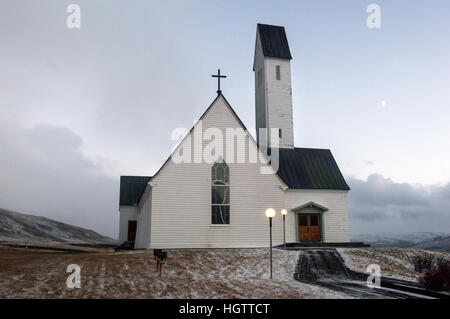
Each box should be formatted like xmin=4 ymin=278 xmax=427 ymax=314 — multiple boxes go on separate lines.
xmin=211 ymin=160 xmax=230 ymax=224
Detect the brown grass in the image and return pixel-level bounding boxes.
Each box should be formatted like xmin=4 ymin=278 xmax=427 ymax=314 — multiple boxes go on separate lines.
xmin=339 ymin=247 xmax=450 ymax=281
xmin=0 ymin=245 xmax=351 ymax=299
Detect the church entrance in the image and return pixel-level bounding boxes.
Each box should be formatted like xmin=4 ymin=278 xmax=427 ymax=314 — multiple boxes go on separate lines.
xmin=127 ymin=220 xmax=137 ymax=242
xmin=297 ymin=214 xmax=321 ymax=242
xmin=293 ymin=202 xmax=328 ymax=242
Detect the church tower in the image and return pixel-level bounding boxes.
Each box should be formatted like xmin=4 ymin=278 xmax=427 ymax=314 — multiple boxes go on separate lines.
xmin=253 ymin=23 xmax=294 ymax=149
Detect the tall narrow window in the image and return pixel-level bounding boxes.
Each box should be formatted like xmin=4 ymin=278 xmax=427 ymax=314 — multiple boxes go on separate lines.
xmin=279 ymin=128 xmax=282 ymax=138
xmin=276 ymin=65 xmax=281 ymax=80
xmin=211 ymin=160 xmax=230 ymax=224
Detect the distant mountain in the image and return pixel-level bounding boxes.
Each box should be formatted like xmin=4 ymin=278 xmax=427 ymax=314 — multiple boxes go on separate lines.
xmin=352 ymin=232 xmax=450 ymax=251
xmin=412 ymin=235 xmax=450 ymax=251
xmin=0 ymin=208 xmax=115 ymax=244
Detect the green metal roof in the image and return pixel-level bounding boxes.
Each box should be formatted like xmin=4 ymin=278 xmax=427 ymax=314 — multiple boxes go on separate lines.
xmin=119 ymin=176 xmax=152 ymax=206
xmin=272 ymin=147 xmax=350 ymax=190
xmin=257 ymin=24 xmax=292 ymax=60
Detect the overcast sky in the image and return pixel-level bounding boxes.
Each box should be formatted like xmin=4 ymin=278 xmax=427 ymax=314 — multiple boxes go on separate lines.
xmin=0 ymin=1 xmax=449 ymax=238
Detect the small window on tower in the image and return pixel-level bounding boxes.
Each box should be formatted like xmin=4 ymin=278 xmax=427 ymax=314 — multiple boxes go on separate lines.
xmin=276 ymin=65 xmax=281 ymax=80
xmin=279 ymin=128 xmax=282 ymax=138
xmin=258 ymin=69 xmax=262 ymax=87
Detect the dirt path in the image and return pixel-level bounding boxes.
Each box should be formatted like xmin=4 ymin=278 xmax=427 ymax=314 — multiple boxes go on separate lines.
xmin=293 ymin=249 xmax=438 ymax=299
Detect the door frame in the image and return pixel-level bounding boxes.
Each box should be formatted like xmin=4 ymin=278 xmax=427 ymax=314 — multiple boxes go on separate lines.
xmin=127 ymin=220 xmax=137 ymax=242
xmin=295 ymin=212 xmax=324 ymax=242
xmin=292 ymin=202 xmax=328 ymax=243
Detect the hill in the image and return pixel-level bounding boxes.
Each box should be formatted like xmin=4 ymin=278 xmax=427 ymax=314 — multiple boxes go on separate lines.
xmin=352 ymin=232 xmax=450 ymax=252
xmin=0 ymin=208 xmax=114 ymax=244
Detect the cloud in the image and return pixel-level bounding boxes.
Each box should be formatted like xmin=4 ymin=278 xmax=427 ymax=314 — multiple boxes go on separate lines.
xmin=348 ymin=174 xmax=450 ymax=234
xmin=0 ymin=119 xmax=118 ymax=238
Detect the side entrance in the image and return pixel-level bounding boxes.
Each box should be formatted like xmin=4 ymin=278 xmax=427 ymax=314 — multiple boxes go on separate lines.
xmin=128 ymin=220 xmax=137 ymax=241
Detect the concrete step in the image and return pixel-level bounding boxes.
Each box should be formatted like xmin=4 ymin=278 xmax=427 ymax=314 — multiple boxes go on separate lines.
xmin=280 ymin=242 xmax=370 ymax=249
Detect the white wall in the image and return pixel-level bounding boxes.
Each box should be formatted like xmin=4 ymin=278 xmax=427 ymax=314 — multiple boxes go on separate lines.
xmin=147 ymin=96 xmax=287 ymax=249
xmin=284 ymin=190 xmax=350 ymax=243
xmin=135 ymin=188 xmax=152 ymax=249
xmin=254 ymin=29 xmax=294 ymax=149
xmin=118 ymin=206 xmax=138 ymax=243
xmin=137 ymin=96 xmax=350 ymax=248
xmin=265 ymin=57 xmax=294 ymax=149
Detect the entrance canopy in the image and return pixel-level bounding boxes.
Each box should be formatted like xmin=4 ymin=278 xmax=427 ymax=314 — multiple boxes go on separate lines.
xmin=292 ymin=201 xmax=329 ymax=213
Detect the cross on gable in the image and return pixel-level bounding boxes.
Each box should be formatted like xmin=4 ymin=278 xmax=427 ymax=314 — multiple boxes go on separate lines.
xmin=211 ymin=69 xmax=227 ymax=95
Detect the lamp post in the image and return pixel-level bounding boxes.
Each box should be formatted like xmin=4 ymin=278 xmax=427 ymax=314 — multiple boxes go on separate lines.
xmin=265 ymin=208 xmax=276 ymax=279
xmin=281 ymin=209 xmax=287 ymax=248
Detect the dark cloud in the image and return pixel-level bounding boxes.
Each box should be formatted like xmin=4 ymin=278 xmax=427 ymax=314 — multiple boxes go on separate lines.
xmin=349 ymin=174 xmax=429 ymax=208
xmin=348 ymin=174 xmax=450 ymax=234
xmin=0 ymin=120 xmax=118 ymax=238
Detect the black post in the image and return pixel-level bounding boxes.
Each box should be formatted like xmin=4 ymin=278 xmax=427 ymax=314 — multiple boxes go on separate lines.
xmin=269 ymin=217 xmax=273 ymax=279
xmin=283 ymin=214 xmax=286 ymax=248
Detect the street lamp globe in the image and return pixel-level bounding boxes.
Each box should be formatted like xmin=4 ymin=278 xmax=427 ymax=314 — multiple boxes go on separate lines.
xmin=281 ymin=209 xmax=288 ymax=216
xmin=265 ymin=208 xmax=276 ymax=219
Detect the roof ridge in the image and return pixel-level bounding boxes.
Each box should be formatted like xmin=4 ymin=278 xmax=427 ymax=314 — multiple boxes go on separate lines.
xmin=257 ymin=23 xmax=286 ymax=28
xmin=294 ymin=147 xmax=331 ymax=151
xmin=120 ymin=175 xmax=152 ymax=178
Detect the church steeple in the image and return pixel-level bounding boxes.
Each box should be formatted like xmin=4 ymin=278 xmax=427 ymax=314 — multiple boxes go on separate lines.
xmin=253 ymin=23 xmax=294 ymax=149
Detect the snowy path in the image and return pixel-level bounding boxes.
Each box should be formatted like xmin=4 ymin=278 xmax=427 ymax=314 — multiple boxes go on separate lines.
xmin=293 ymin=249 xmax=439 ymax=299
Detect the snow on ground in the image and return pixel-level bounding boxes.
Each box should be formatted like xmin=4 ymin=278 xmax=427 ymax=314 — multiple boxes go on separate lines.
xmin=0 ymin=246 xmax=353 ymax=299
xmin=338 ymin=247 xmax=450 ymax=282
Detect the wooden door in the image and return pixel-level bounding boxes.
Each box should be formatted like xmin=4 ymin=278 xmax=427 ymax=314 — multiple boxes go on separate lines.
xmin=298 ymin=214 xmax=321 ymax=242
xmin=127 ymin=220 xmax=137 ymax=242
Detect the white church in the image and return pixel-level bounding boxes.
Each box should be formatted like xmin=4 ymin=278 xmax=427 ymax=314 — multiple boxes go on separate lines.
xmin=118 ymin=24 xmax=350 ymax=249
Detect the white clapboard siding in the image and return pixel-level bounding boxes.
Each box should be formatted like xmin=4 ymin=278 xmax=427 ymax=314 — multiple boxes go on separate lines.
xmin=265 ymin=57 xmax=294 ymax=149
xmin=284 ymin=190 xmax=350 ymax=243
xmin=135 ymin=188 xmax=152 ymax=249
xmin=144 ymin=96 xmax=287 ymax=249
xmin=254 ymin=28 xmax=294 ymax=149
